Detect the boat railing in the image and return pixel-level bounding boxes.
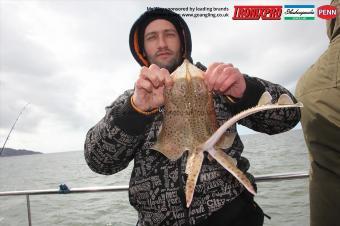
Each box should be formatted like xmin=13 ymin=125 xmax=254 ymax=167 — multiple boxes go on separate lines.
xmin=0 ymin=171 xmax=309 ymax=226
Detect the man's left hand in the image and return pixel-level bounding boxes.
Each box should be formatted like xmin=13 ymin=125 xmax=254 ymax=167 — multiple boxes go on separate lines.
xmin=204 ymin=62 xmax=246 ymax=99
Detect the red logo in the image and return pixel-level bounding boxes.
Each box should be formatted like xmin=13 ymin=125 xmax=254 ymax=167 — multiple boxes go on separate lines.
xmin=233 ymin=6 xmax=282 ymax=20
xmin=317 ymin=5 xmax=337 ymax=20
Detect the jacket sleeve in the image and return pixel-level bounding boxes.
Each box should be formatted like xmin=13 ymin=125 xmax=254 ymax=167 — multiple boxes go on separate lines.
xmin=224 ymin=75 xmax=301 ymax=135
xmin=84 ymin=89 xmax=156 ymax=175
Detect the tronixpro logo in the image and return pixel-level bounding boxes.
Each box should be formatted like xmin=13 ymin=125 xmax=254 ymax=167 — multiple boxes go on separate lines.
xmin=233 ymin=6 xmax=282 ymax=20
xmin=317 ymin=5 xmax=337 ymax=20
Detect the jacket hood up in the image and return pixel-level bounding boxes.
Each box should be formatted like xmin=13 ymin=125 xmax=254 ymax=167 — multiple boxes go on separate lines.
xmin=129 ymin=7 xmax=193 ymax=68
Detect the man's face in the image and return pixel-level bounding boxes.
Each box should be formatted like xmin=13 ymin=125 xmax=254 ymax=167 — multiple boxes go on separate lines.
xmin=143 ymin=19 xmax=181 ymax=72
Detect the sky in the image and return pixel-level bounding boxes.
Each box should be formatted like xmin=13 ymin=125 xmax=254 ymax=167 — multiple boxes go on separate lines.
xmin=0 ymin=0 xmax=330 ymax=153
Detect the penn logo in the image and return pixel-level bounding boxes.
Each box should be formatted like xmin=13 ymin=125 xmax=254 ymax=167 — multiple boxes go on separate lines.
xmin=317 ymin=5 xmax=337 ymax=20
xmin=233 ymin=6 xmax=282 ymax=20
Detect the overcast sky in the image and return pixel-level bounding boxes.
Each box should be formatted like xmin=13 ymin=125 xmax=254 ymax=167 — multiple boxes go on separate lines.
xmin=0 ymin=0 xmax=330 ymax=153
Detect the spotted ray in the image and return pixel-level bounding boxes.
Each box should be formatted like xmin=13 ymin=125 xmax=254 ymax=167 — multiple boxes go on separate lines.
xmin=152 ymin=59 xmax=303 ymax=207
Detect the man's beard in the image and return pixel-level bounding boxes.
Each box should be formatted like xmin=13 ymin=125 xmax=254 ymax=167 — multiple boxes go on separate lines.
xmin=146 ymin=50 xmax=182 ymax=73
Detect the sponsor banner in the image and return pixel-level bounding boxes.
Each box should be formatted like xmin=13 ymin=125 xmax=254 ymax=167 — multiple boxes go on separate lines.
xmin=317 ymin=5 xmax=337 ymax=20
xmin=147 ymin=6 xmax=230 ymax=19
xmin=232 ymin=6 xmax=282 ymax=20
xmin=284 ymin=5 xmax=315 ymax=20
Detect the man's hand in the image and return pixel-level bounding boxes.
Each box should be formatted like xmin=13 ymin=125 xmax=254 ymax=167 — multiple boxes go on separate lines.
xmin=132 ymin=64 xmax=173 ymax=112
xmin=204 ymin=63 xmax=246 ymax=99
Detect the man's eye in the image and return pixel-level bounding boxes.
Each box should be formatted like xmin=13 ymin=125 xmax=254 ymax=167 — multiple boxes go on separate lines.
xmin=146 ymin=35 xmax=156 ymax=41
xmin=166 ymin=33 xmax=176 ymax=37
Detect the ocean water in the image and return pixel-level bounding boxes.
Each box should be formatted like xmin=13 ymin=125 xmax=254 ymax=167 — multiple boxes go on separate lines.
xmin=0 ymin=129 xmax=309 ymax=226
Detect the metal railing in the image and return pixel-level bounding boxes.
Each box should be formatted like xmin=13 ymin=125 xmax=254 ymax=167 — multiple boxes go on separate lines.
xmin=0 ymin=171 xmax=309 ymax=226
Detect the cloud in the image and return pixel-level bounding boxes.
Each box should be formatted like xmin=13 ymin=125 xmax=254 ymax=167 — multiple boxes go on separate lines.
xmin=0 ymin=1 xmax=144 ymax=152
xmin=0 ymin=2 xmax=89 ymax=133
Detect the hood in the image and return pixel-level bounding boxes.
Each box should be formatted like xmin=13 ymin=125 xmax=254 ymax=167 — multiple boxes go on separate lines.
xmin=327 ymin=0 xmax=340 ymax=41
xmin=129 ymin=8 xmax=193 ymax=68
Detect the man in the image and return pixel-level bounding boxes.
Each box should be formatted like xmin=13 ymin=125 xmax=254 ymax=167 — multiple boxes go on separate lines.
xmin=295 ymin=1 xmax=340 ymax=225
xmin=85 ymin=8 xmax=300 ymax=226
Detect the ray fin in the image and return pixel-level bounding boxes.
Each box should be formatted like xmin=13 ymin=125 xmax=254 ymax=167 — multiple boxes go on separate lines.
xmin=207 ymin=148 xmax=256 ymax=195
xmin=185 ymin=151 xmax=204 ymax=208
xmin=277 ymin=93 xmax=294 ymax=105
xmin=151 ymin=142 xmax=185 ymax=161
xmin=257 ymin=91 xmax=272 ymax=106
xmin=185 ymin=151 xmax=196 ymax=174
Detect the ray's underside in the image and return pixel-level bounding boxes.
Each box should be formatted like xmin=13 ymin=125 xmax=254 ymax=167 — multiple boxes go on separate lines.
xmin=152 ymin=60 xmax=303 ymax=207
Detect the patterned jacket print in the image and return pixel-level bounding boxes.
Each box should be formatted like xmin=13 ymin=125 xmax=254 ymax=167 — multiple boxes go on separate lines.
xmin=84 ymin=72 xmax=300 ymax=226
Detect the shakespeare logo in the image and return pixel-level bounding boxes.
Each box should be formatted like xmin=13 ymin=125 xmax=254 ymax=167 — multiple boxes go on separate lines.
xmin=284 ymin=5 xmax=315 ymax=20
xmin=232 ymin=6 xmax=282 ymax=20
xmin=317 ymin=5 xmax=337 ymax=20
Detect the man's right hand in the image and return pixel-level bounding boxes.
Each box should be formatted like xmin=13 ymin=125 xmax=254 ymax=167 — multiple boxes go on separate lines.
xmin=132 ymin=64 xmax=173 ymax=112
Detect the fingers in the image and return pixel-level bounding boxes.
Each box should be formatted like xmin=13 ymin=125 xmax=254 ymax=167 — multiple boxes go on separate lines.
xmin=205 ymin=63 xmax=233 ymax=90
xmin=162 ymin=68 xmax=174 ymax=88
xmin=204 ymin=62 xmax=245 ymax=98
xmin=133 ymin=65 xmax=173 ymax=111
xmin=215 ymin=67 xmax=239 ymax=92
xmin=135 ymin=77 xmax=153 ymax=93
xmin=139 ymin=64 xmax=172 ymax=88
xmin=211 ymin=64 xmax=234 ymax=91
xmin=205 ymin=62 xmax=222 ymax=77
xmin=219 ymin=72 xmax=237 ymax=93
xmin=152 ymin=65 xmax=173 ymax=88
xmin=148 ymin=64 xmax=163 ymax=87
xmin=204 ymin=62 xmax=222 ymax=90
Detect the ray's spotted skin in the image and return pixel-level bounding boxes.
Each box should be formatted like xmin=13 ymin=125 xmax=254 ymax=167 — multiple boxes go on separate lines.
xmin=152 ymin=60 xmax=303 ymax=207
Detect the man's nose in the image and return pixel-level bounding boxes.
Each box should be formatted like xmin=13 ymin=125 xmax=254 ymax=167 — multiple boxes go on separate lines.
xmin=158 ymin=34 xmax=167 ymax=48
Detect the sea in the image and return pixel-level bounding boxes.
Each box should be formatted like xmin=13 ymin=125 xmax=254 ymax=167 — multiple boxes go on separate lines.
xmin=0 ymin=129 xmax=309 ymax=226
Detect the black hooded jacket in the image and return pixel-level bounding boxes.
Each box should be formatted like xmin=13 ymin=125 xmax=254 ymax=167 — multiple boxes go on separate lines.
xmin=84 ymin=8 xmax=301 ymax=226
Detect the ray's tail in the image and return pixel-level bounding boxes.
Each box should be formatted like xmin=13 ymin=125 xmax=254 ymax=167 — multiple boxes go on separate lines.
xmin=202 ymin=92 xmax=303 ymax=150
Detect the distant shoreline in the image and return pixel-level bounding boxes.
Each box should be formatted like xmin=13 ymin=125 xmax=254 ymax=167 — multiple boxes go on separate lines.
xmin=0 ymin=148 xmax=42 ymax=157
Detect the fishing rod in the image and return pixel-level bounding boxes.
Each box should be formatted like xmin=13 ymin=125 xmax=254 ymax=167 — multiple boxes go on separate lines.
xmin=0 ymin=103 xmax=29 ymax=156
